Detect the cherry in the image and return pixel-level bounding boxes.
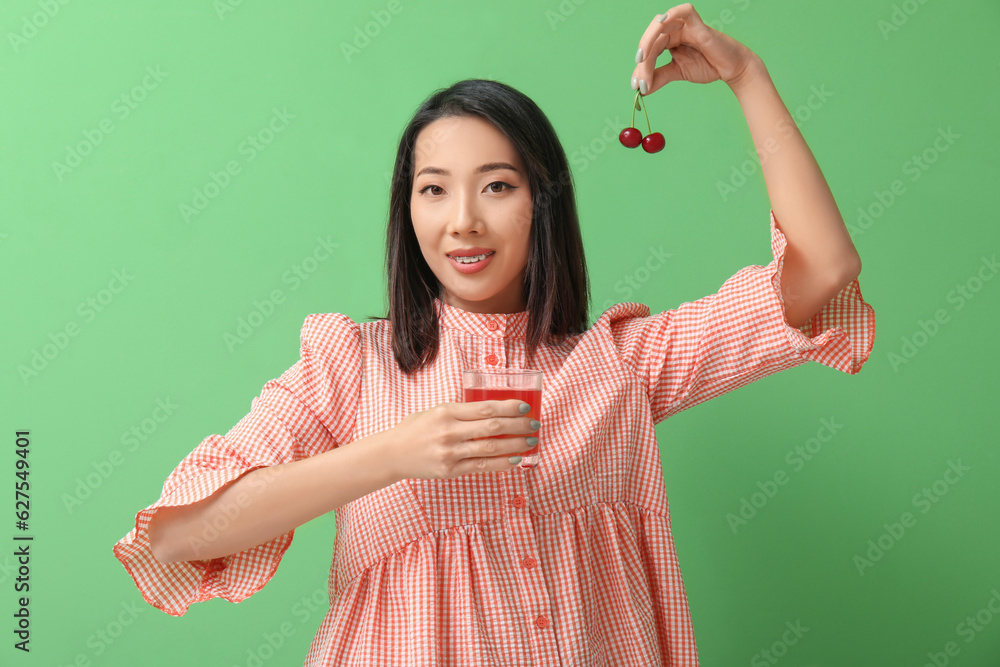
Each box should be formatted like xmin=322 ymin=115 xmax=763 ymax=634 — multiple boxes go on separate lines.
xmin=619 ymin=128 xmax=642 ymax=148
xmin=642 ymin=132 xmax=665 ymax=153
xmin=622 ymin=89 xmax=665 ymax=155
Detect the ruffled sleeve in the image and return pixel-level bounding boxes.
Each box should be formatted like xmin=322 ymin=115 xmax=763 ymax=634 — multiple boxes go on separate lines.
xmin=112 ymin=313 xmax=361 ymax=616
xmin=605 ymin=209 xmax=875 ymax=425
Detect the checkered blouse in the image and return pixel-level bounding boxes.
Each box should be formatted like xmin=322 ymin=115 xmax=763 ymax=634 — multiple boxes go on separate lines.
xmin=113 ymin=210 xmax=874 ymax=665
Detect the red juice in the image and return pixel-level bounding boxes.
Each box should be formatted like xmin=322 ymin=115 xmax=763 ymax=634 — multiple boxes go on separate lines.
xmin=463 ymin=387 xmax=542 ymax=465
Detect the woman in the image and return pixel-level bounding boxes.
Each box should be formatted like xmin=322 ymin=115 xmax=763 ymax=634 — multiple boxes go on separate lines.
xmin=114 ymin=5 xmax=874 ymax=664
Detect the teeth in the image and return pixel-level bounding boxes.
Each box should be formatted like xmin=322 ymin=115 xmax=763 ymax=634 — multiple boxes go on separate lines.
xmin=453 ymin=252 xmax=492 ymax=264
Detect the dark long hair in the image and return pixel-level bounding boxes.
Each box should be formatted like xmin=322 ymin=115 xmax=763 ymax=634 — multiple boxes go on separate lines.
xmin=367 ymin=79 xmax=590 ymax=374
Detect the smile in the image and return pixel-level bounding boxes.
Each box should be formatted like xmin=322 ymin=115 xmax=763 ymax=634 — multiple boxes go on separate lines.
xmin=449 ymin=251 xmax=495 ymax=263
xmin=447 ymin=251 xmax=495 ymax=274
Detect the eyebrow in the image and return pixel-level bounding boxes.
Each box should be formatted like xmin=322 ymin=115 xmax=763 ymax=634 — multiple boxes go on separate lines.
xmin=414 ymin=162 xmax=521 ymax=179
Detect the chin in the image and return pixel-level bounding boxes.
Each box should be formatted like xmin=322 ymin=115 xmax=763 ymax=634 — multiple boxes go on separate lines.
xmin=450 ymin=290 xmax=499 ymax=304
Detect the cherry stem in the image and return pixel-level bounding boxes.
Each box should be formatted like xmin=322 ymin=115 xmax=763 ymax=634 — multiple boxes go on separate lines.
xmin=640 ymin=93 xmax=651 ymax=135
xmin=631 ymin=90 xmax=652 ymax=135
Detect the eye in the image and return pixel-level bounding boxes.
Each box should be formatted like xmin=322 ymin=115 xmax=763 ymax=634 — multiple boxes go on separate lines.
xmin=486 ymin=181 xmax=516 ymax=193
xmin=417 ymin=184 xmax=443 ymax=196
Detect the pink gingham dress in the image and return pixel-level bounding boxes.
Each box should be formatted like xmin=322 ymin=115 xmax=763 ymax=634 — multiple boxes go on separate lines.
xmin=114 ymin=211 xmax=875 ymax=665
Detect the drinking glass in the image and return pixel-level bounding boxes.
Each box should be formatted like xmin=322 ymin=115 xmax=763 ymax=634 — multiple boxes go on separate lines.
xmin=462 ymin=368 xmax=543 ymax=468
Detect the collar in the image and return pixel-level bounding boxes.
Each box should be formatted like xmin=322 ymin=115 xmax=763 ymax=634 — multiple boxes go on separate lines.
xmin=433 ymin=297 xmax=529 ymax=338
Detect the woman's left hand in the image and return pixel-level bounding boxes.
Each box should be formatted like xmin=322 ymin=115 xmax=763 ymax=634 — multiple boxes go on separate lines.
xmin=631 ymin=3 xmax=761 ymax=95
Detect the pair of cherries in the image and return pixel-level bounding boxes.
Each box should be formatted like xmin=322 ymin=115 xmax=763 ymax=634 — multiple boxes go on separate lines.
xmin=619 ymin=89 xmax=665 ymax=153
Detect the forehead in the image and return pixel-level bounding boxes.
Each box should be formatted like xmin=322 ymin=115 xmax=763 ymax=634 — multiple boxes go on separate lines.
xmin=413 ymin=115 xmax=522 ymax=170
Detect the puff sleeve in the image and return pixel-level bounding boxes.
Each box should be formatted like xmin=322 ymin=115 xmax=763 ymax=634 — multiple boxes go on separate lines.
xmin=112 ymin=313 xmax=361 ymax=616
xmin=608 ymin=209 xmax=875 ymax=425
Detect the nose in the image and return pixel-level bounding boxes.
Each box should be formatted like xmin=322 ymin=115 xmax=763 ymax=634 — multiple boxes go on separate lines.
xmin=447 ymin=188 xmax=483 ymax=236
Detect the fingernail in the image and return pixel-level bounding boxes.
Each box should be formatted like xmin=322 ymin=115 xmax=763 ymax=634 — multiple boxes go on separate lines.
xmin=527 ymin=437 xmax=539 ymax=447
xmin=631 ymin=76 xmax=638 ymax=90
xmin=519 ymin=403 xmax=531 ymax=414
xmin=657 ymin=12 xmax=669 ymax=23
xmin=509 ymin=456 xmax=522 ymax=465
xmin=639 ymin=79 xmax=648 ymax=95
xmin=530 ymin=420 xmax=541 ymax=431
xmin=635 ymin=48 xmax=644 ymax=64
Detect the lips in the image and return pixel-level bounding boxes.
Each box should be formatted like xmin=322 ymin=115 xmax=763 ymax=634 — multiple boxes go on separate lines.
xmin=449 ymin=251 xmax=495 ymax=262
xmin=447 ymin=251 xmax=495 ymax=274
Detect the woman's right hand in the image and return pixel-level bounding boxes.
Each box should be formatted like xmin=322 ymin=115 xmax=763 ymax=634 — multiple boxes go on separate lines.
xmin=386 ymin=400 xmax=540 ymax=481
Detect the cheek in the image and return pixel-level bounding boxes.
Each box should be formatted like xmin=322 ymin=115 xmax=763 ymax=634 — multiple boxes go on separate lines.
xmin=412 ymin=207 xmax=444 ymax=236
xmin=507 ymin=200 xmax=533 ymax=237
xmin=410 ymin=212 xmax=432 ymax=244
xmin=509 ymin=227 xmax=532 ymax=267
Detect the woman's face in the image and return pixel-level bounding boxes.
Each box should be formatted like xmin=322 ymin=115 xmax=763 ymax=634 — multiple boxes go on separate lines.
xmin=410 ymin=115 xmax=533 ymax=314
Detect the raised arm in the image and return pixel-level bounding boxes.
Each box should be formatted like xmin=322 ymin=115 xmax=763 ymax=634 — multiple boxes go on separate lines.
xmin=725 ymin=59 xmax=861 ymax=328
xmin=631 ymin=3 xmax=862 ymax=328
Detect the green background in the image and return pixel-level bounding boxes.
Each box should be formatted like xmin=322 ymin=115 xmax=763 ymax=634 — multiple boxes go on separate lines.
xmin=2 ymin=0 xmax=998 ymax=664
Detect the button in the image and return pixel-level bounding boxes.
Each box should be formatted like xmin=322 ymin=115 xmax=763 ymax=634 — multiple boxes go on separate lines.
xmin=485 ymin=353 xmax=498 ymax=365
xmin=535 ymin=615 xmax=550 ymax=629
xmin=486 ymin=320 xmax=499 ymax=331
xmin=522 ymin=556 xmax=537 ymax=570
xmin=510 ymin=495 xmax=526 ymax=509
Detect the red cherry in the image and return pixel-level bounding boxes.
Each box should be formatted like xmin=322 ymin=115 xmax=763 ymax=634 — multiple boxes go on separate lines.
xmin=642 ymin=132 xmax=665 ymax=153
xmin=619 ymin=127 xmax=642 ymax=148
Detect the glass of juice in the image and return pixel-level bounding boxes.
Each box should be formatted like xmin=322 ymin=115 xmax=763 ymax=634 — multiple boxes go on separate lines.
xmin=462 ymin=368 xmax=543 ymax=468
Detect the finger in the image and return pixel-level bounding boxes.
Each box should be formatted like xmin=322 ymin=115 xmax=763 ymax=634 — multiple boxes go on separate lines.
xmin=468 ymin=414 xmax=536 ymax=443
xmin=636 ymin=2 xmax=716 ymax=68
xmin=450 ymin=405 xmax=532 ymax=447
xmin=635 ymin=4 xmax=690 ymax=56
xmin=648 ymin=44 xmax=702 ymax=92
xmin=453 ymin=398 xmax=530 ymax=422
xmin=655 ymin=3 xmax=712 ymax=37
xmin=634 ymin=30 xmax=682 ymax=95
xmin=471 ymin=434 xmax=534 ymax=458
xmin=454 ymin=452 xmax=523 ymax=477
xmin=633 ymin=13 xmax=685 ymax=93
